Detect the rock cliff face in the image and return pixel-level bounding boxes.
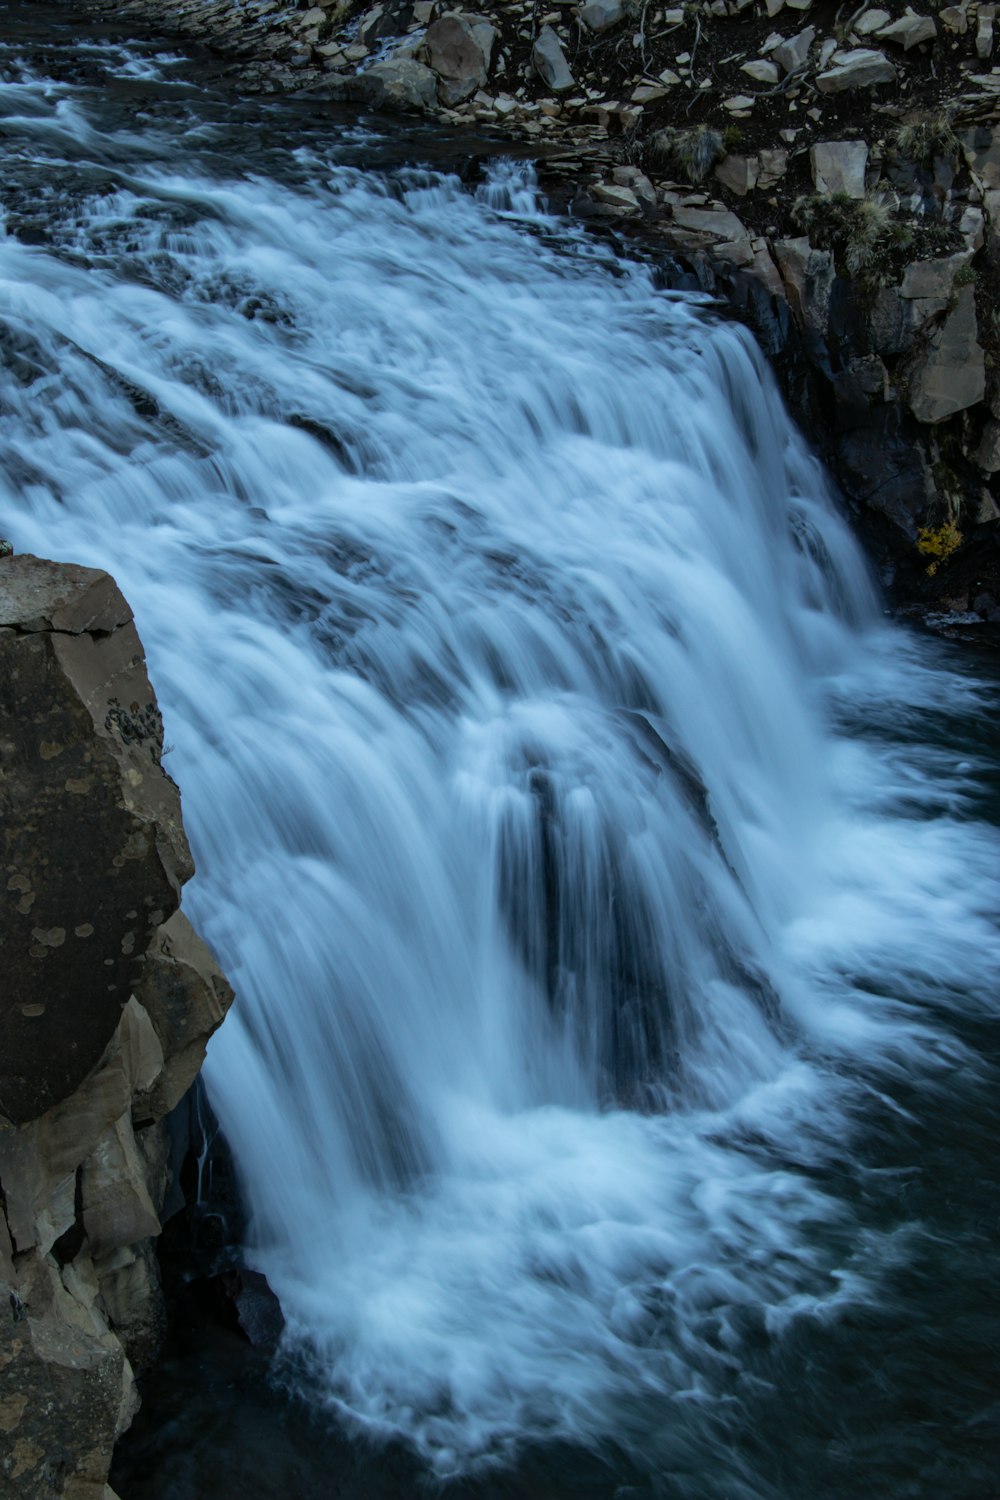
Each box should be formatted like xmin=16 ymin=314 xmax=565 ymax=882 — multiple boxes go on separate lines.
xmin=0 ymin=555 xmax=233 ymax=1500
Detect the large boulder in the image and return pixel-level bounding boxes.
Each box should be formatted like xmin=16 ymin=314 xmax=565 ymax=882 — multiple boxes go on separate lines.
xmin=349 ymin=57 xmax=439 ymax=112
xmin=0 ymin=556 xmax=193 ymax=1126
xmin=420 ymin=12 xmax=495 ymax=104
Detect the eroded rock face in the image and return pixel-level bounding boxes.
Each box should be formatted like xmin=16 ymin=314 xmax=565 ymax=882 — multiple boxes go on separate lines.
xmin=907 ymin=285 xmax=986 ymax=424
xmin=0 ymin=556 xmax=234 ymax=1500
xmin=1 ymin=556 xmax=193 ymax=1125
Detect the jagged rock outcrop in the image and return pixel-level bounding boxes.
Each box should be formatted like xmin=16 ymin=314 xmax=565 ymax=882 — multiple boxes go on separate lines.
xmin=0 ymin=555 xmax=233 ymax=1500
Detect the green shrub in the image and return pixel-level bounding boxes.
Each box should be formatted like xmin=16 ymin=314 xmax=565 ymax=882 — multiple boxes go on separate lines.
xmin=889 ymin=114 xmax=960 ymax=165
xmin=792 ymin=190 xmax=905 ymax=277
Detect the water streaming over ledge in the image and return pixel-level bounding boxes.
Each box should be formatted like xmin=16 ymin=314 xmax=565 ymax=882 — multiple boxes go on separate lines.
xmin=2 ymin=16 xmax=999 ymax=1496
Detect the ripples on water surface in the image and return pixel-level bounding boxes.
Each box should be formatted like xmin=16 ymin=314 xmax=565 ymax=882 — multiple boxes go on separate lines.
xmin=1 ymin=8 xmax=999 ymax=1496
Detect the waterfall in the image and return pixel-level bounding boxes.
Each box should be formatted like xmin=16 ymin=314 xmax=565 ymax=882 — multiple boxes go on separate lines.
xmin=2 ymin=21 xmax=998 ymax=1492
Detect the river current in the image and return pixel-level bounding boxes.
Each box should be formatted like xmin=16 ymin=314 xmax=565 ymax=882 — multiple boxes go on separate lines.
xmin=2 ymin=8 xmax=999 ymax=1497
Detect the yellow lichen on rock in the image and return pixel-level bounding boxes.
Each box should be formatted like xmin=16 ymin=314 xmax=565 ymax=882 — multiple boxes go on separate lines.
xmin=916 ymin=519 xmax=963 ymax=574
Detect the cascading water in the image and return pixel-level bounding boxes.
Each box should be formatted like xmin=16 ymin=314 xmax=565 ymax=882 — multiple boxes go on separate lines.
xmin=2 ymin=13 xmax=999 ymax=1497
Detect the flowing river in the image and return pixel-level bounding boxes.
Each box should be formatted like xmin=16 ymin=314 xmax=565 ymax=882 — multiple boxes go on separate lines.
xmin=2 ymin=7 xmax=999 ymax=1496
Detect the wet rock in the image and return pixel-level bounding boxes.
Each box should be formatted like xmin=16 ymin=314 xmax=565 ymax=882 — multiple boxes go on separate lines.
xmin=134 ymin=912 xmax=236 ymax=1121
xmin=207 ymin=1267 xmax=286 ymax=1355
xmin=532 ymin=25 xmax=574 ymax=90
xmin=816 ymin=47 xmax=896 ymax=92
xmin=907 ymin=285 xmax=985 ymax=423
xmin=810 ymin=139 xmax=869 ymax=197
xmin=837 ymin=412 xmax=936 ymax=538
xmin=849 ymin=353 xmax=889 ymax=398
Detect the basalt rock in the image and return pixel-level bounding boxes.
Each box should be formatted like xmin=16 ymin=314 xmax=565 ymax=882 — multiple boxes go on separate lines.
xmin=0 ymin=556 xmax=193 ymax=1125
xmin=0 ymin=556 xmax=234 ymax=1500
xmin=906 ymin=284 xmax=985 ymax=425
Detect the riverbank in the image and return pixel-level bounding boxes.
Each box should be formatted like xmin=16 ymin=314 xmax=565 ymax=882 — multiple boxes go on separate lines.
xmin=72 ymin=0 xmax=1000 ymax=634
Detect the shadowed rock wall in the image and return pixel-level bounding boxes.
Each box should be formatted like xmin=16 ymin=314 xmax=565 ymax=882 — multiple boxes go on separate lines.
xmin=0 ymin=555 xmax=233 ymax=1500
